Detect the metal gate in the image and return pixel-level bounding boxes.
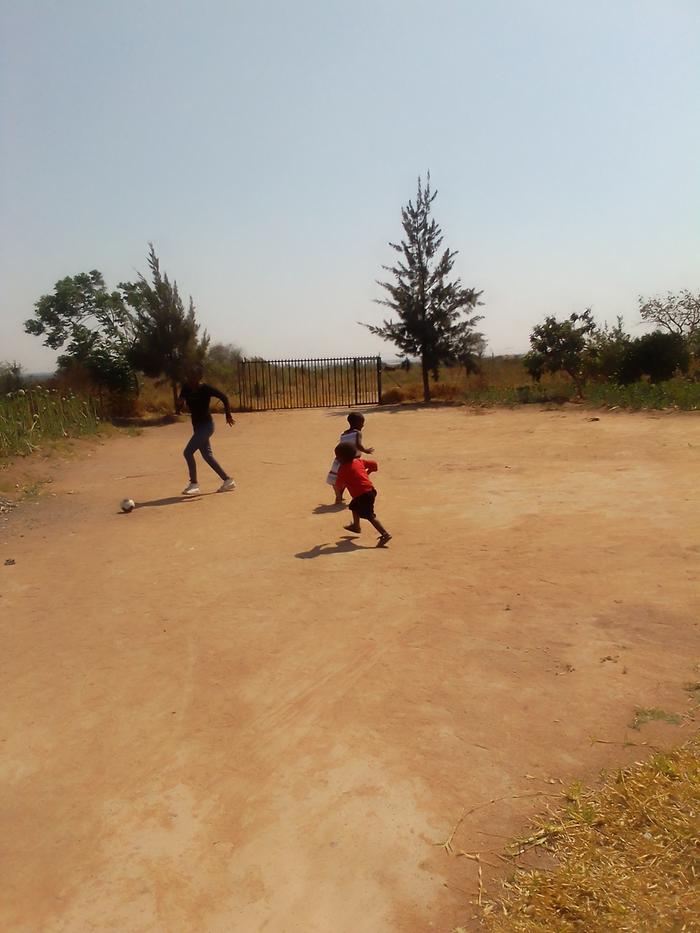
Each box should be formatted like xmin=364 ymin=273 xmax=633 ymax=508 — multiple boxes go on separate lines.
xmin=238 ymin=356 xmax=382 ymax=411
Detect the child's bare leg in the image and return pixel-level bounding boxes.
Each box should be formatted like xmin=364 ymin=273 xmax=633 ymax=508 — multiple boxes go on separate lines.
xmin=368 ymin=516 xmax=388 ymax=536
xmin=344 ymin=512 xmax=361 ymax=533
xmin=334 ymin=489 xmax=344 ymax=504
xmin=369 ymin=516 xmax=391 ymax=544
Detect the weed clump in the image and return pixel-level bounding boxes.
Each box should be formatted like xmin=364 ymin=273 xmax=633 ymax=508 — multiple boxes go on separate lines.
xmin=629 ymin=707 xmax=682 ymax=731
xmin=482 ymin=737 xmax=700 ymax=932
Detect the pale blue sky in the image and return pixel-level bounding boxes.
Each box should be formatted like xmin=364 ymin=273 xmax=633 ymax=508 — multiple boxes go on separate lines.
xmin=2 ymin=0 xmax=699 ymax=371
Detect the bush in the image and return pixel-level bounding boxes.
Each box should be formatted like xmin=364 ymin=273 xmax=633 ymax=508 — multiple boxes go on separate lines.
xmin=524 ymin=310 xmax=596 ymax=394
xmin=618 ymin=331 xmax=690 ymax=384
xmin=584 ymin=317 xmax=630 ymax=382
xmin=0 ymin=362 xmax=24 ymax=394
xmin=380 ymin=388 xmax=407 ymax=404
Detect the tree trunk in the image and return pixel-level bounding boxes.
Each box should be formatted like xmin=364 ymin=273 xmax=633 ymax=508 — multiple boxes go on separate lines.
xmin=171 ymin=379 xmax=179 ymax=413
xmin=421 ymin=357 xmax=431 ymax=403
xmin=569 ymin=369 xmax=585 ymax=399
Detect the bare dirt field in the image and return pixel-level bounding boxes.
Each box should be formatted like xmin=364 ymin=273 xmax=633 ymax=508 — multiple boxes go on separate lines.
xmin=1 ymin=406 xmax=698 ymax=932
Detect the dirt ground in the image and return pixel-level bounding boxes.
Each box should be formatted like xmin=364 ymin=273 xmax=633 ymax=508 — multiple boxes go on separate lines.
xmin=1 ymin=406 xmax=698 ymax=932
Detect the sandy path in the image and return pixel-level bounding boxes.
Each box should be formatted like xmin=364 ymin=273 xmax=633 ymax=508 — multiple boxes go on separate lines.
xmin=1 ymin=407 xmax=698 ymax=932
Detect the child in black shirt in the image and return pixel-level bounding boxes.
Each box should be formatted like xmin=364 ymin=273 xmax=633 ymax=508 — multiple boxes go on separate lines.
xmin=178 ymin=367 xmax=236 ymax=495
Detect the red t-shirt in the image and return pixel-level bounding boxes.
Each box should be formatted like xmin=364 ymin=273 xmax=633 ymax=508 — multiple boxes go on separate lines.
xmin=335 ymin=459 xmax=378 ymax=498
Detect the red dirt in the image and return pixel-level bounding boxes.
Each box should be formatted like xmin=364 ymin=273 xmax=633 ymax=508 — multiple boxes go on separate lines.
xmin=1 ymin=407 xmax=698 ymax=931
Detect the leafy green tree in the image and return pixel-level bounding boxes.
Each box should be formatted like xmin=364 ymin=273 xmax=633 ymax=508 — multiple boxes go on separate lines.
xmin=365 ymin=175 xmax=483 ymax=402
xmin=205 ymin=343 xmax=243 ymax=392
xmin=24 ymin=271 xmax=136 ymax=393
xmin=452 ymin=329 xmax=487 ymax=377
xmin=206 ymin=342 xmax=243 ymax=370
xmin=123 ymin=244 xmax=209 ymax=411
xmin=584 ymin=316 xmax=631 ymax=382
xmin=524 ymin=309 xmax=597 ymax=395
xmin=618 ymin=331 xmax=690 ymax=384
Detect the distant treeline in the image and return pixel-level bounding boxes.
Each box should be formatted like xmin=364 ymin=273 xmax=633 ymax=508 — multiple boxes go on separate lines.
xmin=10 ymin=175 xmax=700 ymax=417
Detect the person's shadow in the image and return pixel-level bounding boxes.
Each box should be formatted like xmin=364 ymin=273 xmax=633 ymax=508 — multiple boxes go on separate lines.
xmin=117 ymin=495 xmax=212 ymax=512
xmin=295 ymin=536 xmax=376 ymax=559
xmin=312 ymin=503 xmax=347 ymax=514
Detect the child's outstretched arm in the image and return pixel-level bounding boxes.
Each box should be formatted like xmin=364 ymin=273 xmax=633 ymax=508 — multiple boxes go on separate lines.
xmin=210 ymin=386 xmax=236 ymax=426
xmin=355 ymin=430 xmax=374 ymax=454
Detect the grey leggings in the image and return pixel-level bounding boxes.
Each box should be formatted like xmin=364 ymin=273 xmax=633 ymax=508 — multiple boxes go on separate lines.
xmin=184 ymin=421 xmax=228 ymax=483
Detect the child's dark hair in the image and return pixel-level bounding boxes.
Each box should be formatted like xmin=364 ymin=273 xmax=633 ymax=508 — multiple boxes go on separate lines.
xmin=347 ymin=412 xmax=364 ymax=428
xmin=335 ymin=442 xmax=356 ymax=463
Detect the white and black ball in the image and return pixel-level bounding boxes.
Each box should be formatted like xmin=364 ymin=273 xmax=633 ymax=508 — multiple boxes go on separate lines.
xmin=120 ymin=498 xmax=136 ymax=513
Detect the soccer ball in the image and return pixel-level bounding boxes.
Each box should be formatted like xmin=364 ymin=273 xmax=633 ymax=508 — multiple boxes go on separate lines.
xmin=120 ymin=498 xmax=136 ymax=513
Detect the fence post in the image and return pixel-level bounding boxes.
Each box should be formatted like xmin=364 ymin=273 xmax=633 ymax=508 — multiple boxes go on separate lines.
xmin=353 ymin=358 xmax=359 ymax=405
xmin=376 ymin=356 xmax=382 ymax=404
xmin=237 ymin=360 xmax=245 ymax=411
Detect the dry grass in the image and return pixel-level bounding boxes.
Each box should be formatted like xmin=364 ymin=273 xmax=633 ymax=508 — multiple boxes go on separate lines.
xmin=135 ymin=358 xmax=549 ymax=412
xmin=382 ymin=358 xmax=700 ymax=409
xmin=57 ymin=357 xmax=700 ymax=416
xmin=136 ymin=374 xmax=241 ymax=415
xmin=479 ymin=736 xmax=700 ymax=932
xmin=381 ymin=358 xmax=574 ymax=405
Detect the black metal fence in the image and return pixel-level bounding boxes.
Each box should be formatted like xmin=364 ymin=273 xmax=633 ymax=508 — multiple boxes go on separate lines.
xmin=238 ymin=356 xmax=382 ymax=411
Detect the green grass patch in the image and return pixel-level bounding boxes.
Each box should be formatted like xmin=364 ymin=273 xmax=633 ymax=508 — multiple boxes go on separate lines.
xmin=1 ymin=388 xmax=102 ymax=458
xmin=585 ymin=378 xmax=700 ymax=410
xmin=629 ymin=707 xmax=682 ymax=730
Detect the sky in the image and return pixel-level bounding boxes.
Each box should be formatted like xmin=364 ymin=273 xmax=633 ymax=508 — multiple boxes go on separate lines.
xmin=1 ymin=0 xmax=699 ymax=372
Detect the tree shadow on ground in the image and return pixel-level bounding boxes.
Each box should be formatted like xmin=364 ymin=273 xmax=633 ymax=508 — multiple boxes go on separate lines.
xmin=324 ymin=402 xmax=460 ymax=417
xmin=312 ymin=503 xmax=347 ymax=514
xmin=294 ymin=536 xmax=377 ymax=559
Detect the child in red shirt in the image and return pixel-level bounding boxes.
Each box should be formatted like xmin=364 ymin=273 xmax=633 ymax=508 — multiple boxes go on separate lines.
xmin=326 ymin=412 xmax=374 ymax=505
xmin=334 ymin=442 xmax=392 ymax=546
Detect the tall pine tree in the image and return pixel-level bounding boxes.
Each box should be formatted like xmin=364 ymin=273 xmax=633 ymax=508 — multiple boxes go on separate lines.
xmin=123 ymin=245 xmax=209 ymax=411
xmin=365 ymin=175 xmax=483 ymax=402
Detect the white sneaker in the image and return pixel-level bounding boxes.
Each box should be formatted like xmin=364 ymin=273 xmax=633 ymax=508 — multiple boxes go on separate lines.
xmin=217 ymin=478 xmax=236 ymax=493
xmin=182 ymin=483 xmax=201 ymax=496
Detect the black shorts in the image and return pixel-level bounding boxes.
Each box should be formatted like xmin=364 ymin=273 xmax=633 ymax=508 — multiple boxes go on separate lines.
xmin=349 ymin=489 xmax=377 ymax=520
